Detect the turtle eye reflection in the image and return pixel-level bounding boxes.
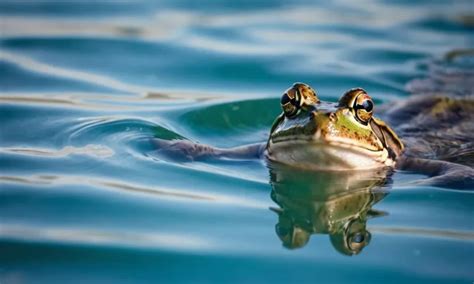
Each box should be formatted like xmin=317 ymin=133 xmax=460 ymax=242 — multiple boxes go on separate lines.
xmin=276 ymin=224 xmax=291 ymax=237
xmin=352 ymin=233 xmax=365 ymax=243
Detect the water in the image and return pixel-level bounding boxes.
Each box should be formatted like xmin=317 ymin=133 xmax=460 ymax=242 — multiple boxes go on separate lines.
xmin=1 ymin=1 xmax=474 ymax=283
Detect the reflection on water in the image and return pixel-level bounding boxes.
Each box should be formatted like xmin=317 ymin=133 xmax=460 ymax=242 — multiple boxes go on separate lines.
xmin=269 ymin=163 xmax=390 ymax=255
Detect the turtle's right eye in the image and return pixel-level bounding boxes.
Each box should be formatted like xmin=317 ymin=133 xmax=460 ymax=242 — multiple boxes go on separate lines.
xmin=281 ymin=92 xmax=292 ymax=105
xmin=281 ymin=91 xmax=299 ymax=117
xmin=281 ymin=83 xmax=319 ymax=117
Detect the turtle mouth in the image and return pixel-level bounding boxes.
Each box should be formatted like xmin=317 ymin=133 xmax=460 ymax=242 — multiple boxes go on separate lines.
xmin=271 ymin=134 xmax=382 ymax=154
xmin=266 ymin=138 xmax=390 ymax=171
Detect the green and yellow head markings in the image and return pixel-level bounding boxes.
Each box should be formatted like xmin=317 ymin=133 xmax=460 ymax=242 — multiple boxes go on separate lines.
xmin=267 ymin=83 xmax=404 ymax=170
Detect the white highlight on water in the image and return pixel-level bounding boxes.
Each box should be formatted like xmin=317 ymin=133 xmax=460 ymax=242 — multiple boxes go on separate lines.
xmin=0 ymin=50 xmax=148 ymax=95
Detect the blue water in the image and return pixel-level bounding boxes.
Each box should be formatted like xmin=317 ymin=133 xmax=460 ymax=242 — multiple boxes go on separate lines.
xmin=1 ymin=1 xmax=474 ymax=283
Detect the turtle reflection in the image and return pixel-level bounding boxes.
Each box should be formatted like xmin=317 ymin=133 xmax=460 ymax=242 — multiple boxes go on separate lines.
xmin=269 ymin=163 xmax=390 ymax=256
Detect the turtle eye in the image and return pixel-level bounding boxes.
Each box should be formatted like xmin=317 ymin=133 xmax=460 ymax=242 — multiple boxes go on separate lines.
xmin=276 ymin=224 xmax=292 ymax=238
xmin=281 ymin=83 xmax=318 ymax=117
xmin=281 ymin=92 xmax=292 ymax=105
xmin=356 ymin=99 xmax=373 ymax=112
xmin=351 ymin=233 xmax=365 ymax=243
xmin=281 ymin=89 xmax=299 ymax=117
xmin=353 ymin=94 xmax=374 ymax=124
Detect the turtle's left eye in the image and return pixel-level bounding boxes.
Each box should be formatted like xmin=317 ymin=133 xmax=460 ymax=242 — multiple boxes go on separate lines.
xmin=353 ymin=94 xmax=374 ymax=124
xmin=356 ymin=99 xmax=373 ymax=112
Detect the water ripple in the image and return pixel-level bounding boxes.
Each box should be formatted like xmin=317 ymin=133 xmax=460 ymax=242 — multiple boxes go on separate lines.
xmin=370 ymin=226 xmax=474 ymax=241
xmin=0 ymin=50 xmax=148 ymax=95
xmin=0 ymin=224 xmax=214 ymax=252
xmin=1 ymin=145 xmax=114 ymax=158
xmin=0 ymin=175 xmax=270 ymax=208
